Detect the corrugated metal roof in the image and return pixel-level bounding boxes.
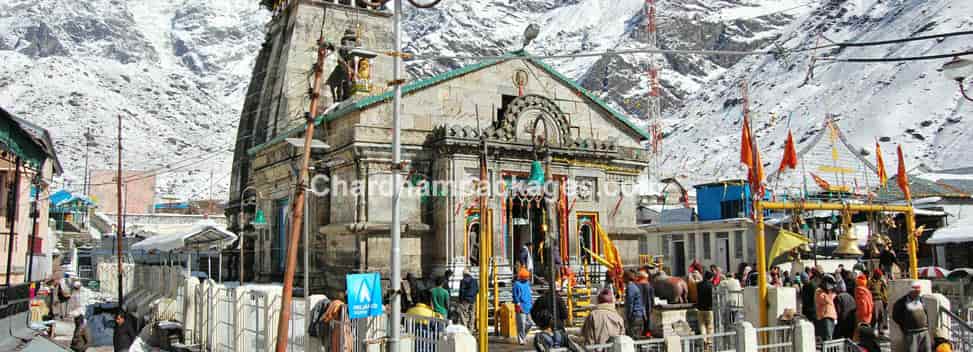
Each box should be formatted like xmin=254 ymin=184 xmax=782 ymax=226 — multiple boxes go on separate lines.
xmin=248 ymin=51 xmax=650 ymax=156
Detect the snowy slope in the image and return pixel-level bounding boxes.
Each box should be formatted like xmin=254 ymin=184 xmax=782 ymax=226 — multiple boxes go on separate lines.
xmin=4 ymin=0 xmax=967 ymax=201
xmin=658 ymin=0 xmax=973 ymax=187
xmin=0 ymin=0 xmax=267 ymax=199
xmin=403 ymin=0 xmax=807 ymax=114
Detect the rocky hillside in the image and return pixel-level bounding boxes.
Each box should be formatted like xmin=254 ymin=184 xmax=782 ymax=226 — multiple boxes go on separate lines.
xmin=658 ymin=0 xmax=973 ymax=185
xmin=2 ymin=0 xmax=968 ymax=199
xmin=0 ymin=0 xmax=267 ymax=198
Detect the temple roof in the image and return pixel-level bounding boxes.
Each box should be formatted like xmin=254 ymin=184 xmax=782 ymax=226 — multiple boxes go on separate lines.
xmin=248 ymin=51 xmax=650 ymax=156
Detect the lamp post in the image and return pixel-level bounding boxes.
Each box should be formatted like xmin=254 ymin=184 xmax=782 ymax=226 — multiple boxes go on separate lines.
xmin=353 ymin=2 xmax=447 ymax=352
xmin=942 ymin=56 xmax=973 ymax=102
xmin=239 ymin=185 xmax=266 ymax=283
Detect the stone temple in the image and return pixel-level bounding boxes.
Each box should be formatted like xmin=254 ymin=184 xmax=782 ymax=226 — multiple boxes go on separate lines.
xmin=227 ymin=1 xmax=652 ymax=291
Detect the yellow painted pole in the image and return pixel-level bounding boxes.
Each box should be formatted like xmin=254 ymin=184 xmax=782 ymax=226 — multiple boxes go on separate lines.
xmin=760 ymin=201 xmax=912 ymax=213
xmin=905 ymin=208 xmax=918 ymax=280
xmin=754 ymin=201 xmax=769 ymax=328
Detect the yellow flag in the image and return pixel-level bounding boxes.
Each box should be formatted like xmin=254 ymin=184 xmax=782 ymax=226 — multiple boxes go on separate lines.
xmin=594 ymin=220 xmax=622 ymax=269
xmin=768 ymin=229 xmax=810 ymax=269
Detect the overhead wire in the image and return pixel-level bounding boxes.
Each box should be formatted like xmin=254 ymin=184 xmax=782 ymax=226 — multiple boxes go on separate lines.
xmin=818 ymin=49 xmax=973 ymax=63
xmin=792 ymin=30 xmax=973 ymax=52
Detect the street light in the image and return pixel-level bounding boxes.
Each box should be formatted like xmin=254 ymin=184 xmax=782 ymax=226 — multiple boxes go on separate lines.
xmin=239 ymin=185 xmax=265 ymax=284
xmin=941 ymin=56 xmax=973 ymax=102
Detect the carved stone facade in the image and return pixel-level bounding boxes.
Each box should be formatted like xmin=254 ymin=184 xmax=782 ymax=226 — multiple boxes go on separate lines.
xmin=229 ymin=1 xmax=651 ymax=291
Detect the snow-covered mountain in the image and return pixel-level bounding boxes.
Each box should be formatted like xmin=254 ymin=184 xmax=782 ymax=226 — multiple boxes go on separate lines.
xmin=0 ymin=0 xmax=267 ymax=199
xmin=658 ymin=0 xmax=973 ymax=186
xmin=2 ymin=0 xmax=969 ymax=200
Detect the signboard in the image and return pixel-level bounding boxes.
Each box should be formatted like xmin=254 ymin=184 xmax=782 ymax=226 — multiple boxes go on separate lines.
xmin=346 ymin=273 xmax=383 ymax=319
xmin=87 ymin=280 xmax=100 ymax=290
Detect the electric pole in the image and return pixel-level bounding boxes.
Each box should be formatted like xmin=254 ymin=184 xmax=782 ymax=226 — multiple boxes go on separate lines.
xmin=273 ymin=35 xmax=330 ymax=352
xmin=116 ymin=114 xmax=125 ymax=307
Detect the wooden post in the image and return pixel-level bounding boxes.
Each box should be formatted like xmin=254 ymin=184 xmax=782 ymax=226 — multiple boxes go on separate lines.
xmin=274 ymin=37 xmax=329 ymax=352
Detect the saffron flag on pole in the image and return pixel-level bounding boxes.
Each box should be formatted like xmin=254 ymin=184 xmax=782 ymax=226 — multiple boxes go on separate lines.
xmin=897 ymin=145 xmax=911 ymax=201
xmin=875 ymin=142 xmax=888 ymax=189
xmin=777 ymin=130 xmax=799 ymax=174
xmin=741 ymin=115 xmax=753 ymax=168
xmin=768 ymin=229 xmax=809 ymax=269
xmin=750 ymin=138 xmax=765 ymax=194
xmin=810 ymin=172 xmax=831 ymax=191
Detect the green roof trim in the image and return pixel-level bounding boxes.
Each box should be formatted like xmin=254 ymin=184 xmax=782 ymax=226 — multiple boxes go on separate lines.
xmin=0 ymin=109 xmax=48 ymax=170
xmin=247 ymin=51 xmax=649 ymax=156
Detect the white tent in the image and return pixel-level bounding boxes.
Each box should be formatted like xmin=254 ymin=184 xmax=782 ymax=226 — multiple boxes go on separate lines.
xmin=131 ymin=220 xmax=237 ymax=252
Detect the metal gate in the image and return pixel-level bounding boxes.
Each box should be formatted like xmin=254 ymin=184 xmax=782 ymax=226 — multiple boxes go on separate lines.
xmin=242 ymin=291 xmax=268 ymax=352
xmin=714 ymin=285 xmax=743 ymax=332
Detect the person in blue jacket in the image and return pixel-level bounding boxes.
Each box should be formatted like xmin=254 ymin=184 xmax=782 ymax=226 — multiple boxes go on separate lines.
xmin=513 ymin=267 xmax=534 ymax=345
xmin=625 ymin=270 xmax=646 ymax=339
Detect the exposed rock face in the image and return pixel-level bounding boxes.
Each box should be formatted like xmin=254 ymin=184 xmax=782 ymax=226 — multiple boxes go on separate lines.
xmin=0 ymin=0 xmax=267 ymax=198
xmin=3 ymin=0 xmax=968 ymax=198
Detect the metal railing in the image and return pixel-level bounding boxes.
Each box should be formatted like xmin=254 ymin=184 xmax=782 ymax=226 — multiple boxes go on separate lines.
xmin=213 ymin=287 xmax=237 ymax=352
xmin=819 ymin=339 xmax=858 ymax=352
xmin=715 ymin=285 xmax=744 ymax=332
xmin=633 ymin=337 xmax=666 ymax=352
xmin=402 ymin=313 xmax=449 ymax=352
xmin=242 ymin=291 xmax=268 ymax=352
xmin=756 ymin=325 xmax=794 ymax=352
xmin=941 ymin=306 xmax=973 ymax=352
xmin=287 ymin=299 xmax=306 ymax=351
xmin=681 ymin=331 xmax=738 ymax=352
xmin=325 ymin=314 xmax=388 ymax=352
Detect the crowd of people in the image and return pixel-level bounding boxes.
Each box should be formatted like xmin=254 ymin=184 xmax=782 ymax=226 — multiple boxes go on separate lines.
xmin=307 ymin=251 xmax=951 ymax=352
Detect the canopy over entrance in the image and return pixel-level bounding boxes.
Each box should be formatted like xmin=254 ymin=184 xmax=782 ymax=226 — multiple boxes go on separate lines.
xmin=131 ymin=220 xmax=237 ymax=252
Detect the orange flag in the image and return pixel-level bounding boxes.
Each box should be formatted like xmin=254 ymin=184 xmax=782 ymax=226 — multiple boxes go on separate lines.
xmin=810 ymin=172 xmax=831 ymax=191
xmin=875 ymin=142 xmax=888 ymax=188
xmin=751 ymin=143 xmax=764 ymax=193
xmin=740 ymin=116 xmax=753 ymax=168
xmin=777 ymin=130 xmax=798 ymax=173
xmin=897 ymin=145 xmax=911 ymax=200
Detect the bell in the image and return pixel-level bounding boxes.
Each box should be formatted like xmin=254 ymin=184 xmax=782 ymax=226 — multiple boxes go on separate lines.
xmin=834 ymin=224 xmax=863 ymax=257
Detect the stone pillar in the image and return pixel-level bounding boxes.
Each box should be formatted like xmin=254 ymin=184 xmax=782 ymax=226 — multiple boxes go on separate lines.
xmin=888 ymin=279 xmax=930 ymax=352
xmin=743 ymin=286 xmax=761 ymax=325
xmin=923 ymin=293 xmax=951 ymax=343
xmin=793 ymin=319 xmax=816 ymax=352
xmin=440 ymin=331 xmax=477 ymax=352
xmin=767 ymin=286 xmax=798 ymax=326
xmin=663 ymin=335 xmax=681 ymax=352
xmin=735 ymin=321 xmax=758 ymax=352
xmin=613 ymin=335 xmax=637 ymax=352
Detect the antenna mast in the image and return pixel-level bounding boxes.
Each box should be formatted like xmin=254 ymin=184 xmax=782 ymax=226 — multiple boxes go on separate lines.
xmin=645 ymin=0 xmax=663 ymax=170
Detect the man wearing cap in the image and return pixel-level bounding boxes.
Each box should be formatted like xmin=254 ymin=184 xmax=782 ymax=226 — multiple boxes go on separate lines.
xmin=636 ymin=270 xmax=655 ymax=336
xmin=581 ymin=288 xmax=625 ymax=346
xmin=458 ymin=270 xmax=478 ymax=330
xmin=512 ymin=268 xmax=534 ymax=345
xmin=893 ymin=282 xmax=930 ymax=352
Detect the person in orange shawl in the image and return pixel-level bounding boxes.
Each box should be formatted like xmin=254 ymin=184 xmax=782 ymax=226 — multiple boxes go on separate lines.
xmin=855 ymin=274 xmax=874 ymax=327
